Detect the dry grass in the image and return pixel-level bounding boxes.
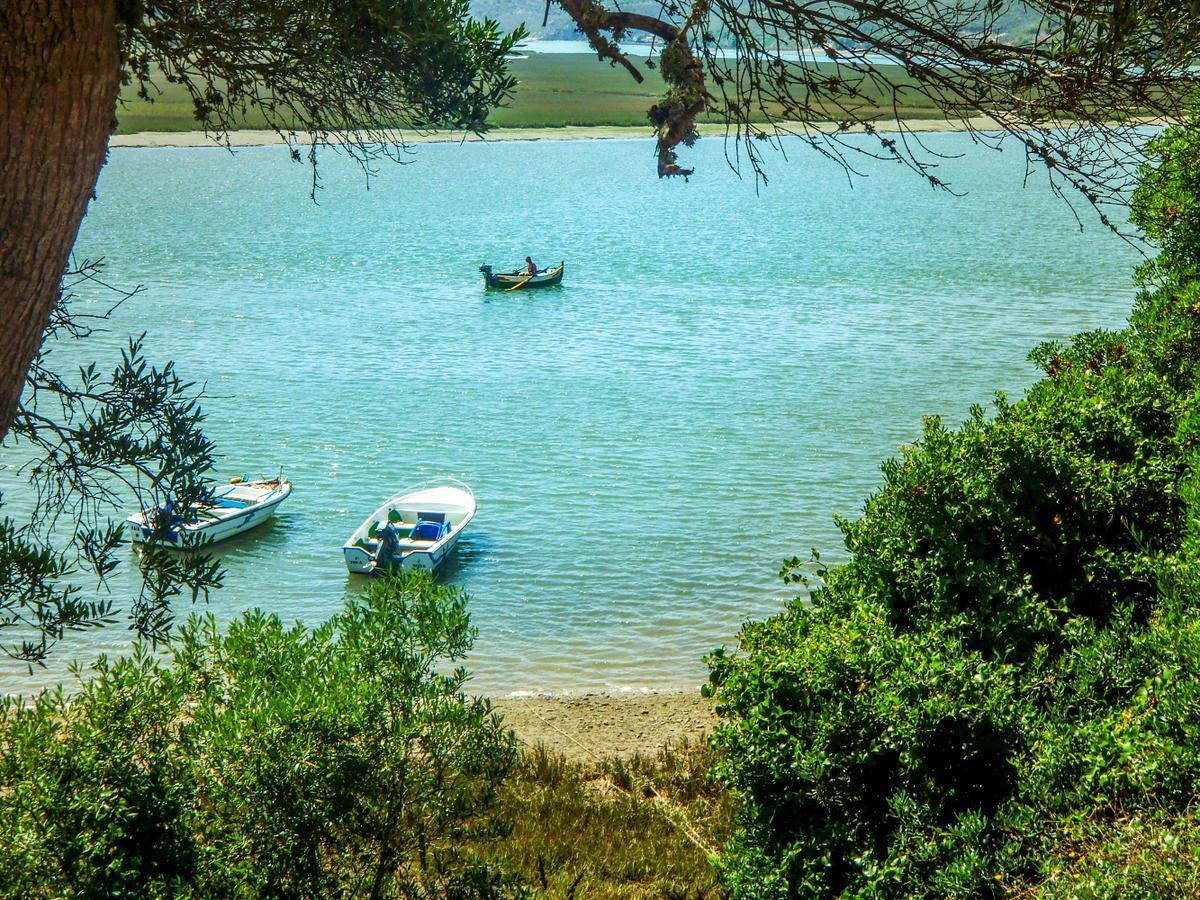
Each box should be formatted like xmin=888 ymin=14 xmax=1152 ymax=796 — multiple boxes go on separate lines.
xmin=470 ymin=739 xmax=733 ymax=898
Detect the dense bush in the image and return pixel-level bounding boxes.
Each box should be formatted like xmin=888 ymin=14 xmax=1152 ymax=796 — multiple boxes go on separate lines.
xmin=707 ymin=109 xmax=1200 ymax=897
xmin=0 ymin=571 xmax=519 ymax=898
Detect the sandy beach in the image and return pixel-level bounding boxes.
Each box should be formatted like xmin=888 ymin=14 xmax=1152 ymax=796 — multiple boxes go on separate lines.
xmin=493 ymin=689 xmax=718 ymax=762
xmin=109 ymin=117 xmax=1005 ymax=149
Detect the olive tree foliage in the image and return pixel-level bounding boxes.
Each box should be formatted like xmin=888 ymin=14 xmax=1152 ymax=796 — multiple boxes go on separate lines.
xmin=1 ymin=264 xmax=221 ymax=666
xmin=552 ymin=0 xmax=1200 ymax=221
xmin=0 ymin=572 xmax=521 ymax=897
xmin=1 ymin=0 xmax=521 ymax=664
xmin=117 ymin=0 xmax=525 ymax=182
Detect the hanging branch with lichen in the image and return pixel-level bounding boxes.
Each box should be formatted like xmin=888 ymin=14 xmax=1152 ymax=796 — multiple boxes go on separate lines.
xmin=551 ymin=0 xmax=1200 ymax=225
xmin=555 ymin=0 xmax=708 ymax=176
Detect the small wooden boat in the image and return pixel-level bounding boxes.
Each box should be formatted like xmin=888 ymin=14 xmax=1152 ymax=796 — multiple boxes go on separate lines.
xmin=342 ymin=479 xmax=476 ymax=574
xmin=480 ymin=262 xmax=564 ymax=290
xmin=128 ymin=475 xmax=293 ymax=547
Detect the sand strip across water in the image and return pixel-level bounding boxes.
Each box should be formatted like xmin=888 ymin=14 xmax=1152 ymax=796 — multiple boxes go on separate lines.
xmin=109 ymin=118 xmax=1007 ymax=149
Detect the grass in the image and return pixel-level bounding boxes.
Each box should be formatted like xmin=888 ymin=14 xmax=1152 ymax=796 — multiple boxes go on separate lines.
xmin=113 ymin=53 xmax=945 ymax=134
xmin=491 ymin=54 xmax=944 ymax=127
xmin=463 ymin=740 xmax=733 ymax=898
xmin=490 ymin=53 xmax=666 ymax=128
xmin=1009 ymin=808 xmax=1200 ymax=898
xmin=477 ymin=745 xmax=1200 ymax=899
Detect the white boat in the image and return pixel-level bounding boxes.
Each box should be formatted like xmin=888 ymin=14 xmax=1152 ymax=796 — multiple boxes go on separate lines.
xmin=127 ymin=476 xmax=293 ymax=547
xmin=342 ymin=479 xmax=475 ymax=574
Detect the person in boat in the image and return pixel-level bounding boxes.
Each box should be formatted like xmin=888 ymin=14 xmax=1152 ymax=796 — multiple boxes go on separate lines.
xmin=521 ymin=256 xmax=537 ymax=276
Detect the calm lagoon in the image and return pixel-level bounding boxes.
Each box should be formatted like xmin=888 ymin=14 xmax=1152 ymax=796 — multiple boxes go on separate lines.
xmin=2 ymin=134 xmax=1141 ymax=693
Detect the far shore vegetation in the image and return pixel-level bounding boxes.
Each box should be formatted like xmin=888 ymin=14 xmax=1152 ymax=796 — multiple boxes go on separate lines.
xmin=115 ymin=54 xmax=947 ymax=134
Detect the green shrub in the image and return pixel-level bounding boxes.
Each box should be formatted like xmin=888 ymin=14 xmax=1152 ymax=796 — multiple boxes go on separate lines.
xmin=707 ymin=108 xmax=1200 ymax=897
xmin=0 ymin=571 xmax=520 ymax=898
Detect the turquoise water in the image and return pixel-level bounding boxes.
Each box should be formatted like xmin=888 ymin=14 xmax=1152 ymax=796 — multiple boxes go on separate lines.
xmin=513 ymin=39 xmax=891 ymax=62
xmin=1 ymin=135 xmax=1141 ymax=694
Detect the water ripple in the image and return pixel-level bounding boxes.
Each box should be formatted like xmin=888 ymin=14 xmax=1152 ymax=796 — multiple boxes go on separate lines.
xmin=1 ymin=135 xmax=1141 ymax=694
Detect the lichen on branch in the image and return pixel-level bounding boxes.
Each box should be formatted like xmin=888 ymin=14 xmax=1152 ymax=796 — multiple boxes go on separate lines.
xmin=553 ymin=0 xmax=1200 ymax=222
xmin=555 ymin=0 xmax=709 ymax=177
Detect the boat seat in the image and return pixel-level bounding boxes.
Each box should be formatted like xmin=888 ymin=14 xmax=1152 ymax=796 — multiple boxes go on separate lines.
xmin=213 ymin=499 xmax=248 ymax=509
xmin=368 ymin=521 xmax=412 ymax=541
xmin=411 ymin=517 xmax=449 ymax=542
xmin=224 ymin=488 xmax=262 ymax=502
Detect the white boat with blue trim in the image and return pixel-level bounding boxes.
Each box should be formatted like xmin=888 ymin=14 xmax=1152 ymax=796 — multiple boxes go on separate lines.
xmin=127 ymin=476 xmax=293 ymax=547
xmin=342 ymin=479 xmax=475 ymax=574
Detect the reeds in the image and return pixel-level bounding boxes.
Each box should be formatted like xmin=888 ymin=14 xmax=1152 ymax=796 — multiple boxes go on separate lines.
xmin=467 ymin=739 xmax=733 ymax=898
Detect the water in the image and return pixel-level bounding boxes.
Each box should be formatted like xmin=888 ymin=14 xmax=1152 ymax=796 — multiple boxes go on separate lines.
xmin=0 ymin=134 xmax=1141 ymax=695
xmin=516 ymin=39 xmax=647 ymax=53
xmin=515 ymin=38 xmax=896 ymax=63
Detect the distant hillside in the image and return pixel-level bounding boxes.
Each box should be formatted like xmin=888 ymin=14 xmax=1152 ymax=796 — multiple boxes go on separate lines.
xmin=469 ymin=1 xmax=664 ymax=41
xmin=470 ymin=1 xmax=1045 ymax=44
xmin=468 ymin=1 xmax=579 ymax=40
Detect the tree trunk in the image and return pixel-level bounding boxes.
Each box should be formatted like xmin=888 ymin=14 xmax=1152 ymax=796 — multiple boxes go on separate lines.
xmin=0 ymin=0 xmax=120 ymax=441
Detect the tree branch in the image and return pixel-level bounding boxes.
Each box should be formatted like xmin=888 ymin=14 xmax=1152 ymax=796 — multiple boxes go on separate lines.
xmin=554 ymin=0 xmax=705 ymax=176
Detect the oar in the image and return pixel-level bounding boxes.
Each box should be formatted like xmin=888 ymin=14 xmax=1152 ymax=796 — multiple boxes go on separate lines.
xmin=506 ymin=273 xmax=534 ymax=292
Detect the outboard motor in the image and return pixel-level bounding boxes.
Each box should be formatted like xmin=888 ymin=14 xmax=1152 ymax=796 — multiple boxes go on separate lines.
xmin=373 ymin=522 xmax=401 ymax=572
xmin=148 ymin=499 xmax=185 ymax=543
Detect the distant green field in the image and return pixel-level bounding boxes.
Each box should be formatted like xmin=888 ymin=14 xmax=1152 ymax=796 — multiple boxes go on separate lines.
xmin=491 ymin=53 xmax=944 ymax=127
xmin=113 ymin=52 xmax=944 ymax=133
xmin=489 ymin=53 xmax=665 ymax=127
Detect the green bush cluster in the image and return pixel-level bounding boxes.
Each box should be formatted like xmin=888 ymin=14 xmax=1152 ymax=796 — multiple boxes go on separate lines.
xmin=707 ymin=109 xmax=1200 ymax=897
xmin=0 ymin=572 xmax=519 ymax=898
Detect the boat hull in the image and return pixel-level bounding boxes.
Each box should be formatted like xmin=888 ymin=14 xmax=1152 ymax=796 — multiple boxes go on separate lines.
xmin=129 ymin=481 xmax=292 ymax=548
xmin=481 ymin=263 xmax=564 ymax=290
xmin=342 ymin=525 xmax=466 ymax=574
xmin=342 ymin=481 xmax=475 ymax=575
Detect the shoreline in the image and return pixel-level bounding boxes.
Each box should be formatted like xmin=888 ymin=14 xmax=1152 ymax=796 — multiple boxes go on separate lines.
xmin=109 ymin=117 xmax=1005 ymax=149
xmin=1 ymin=685 xmax=720 ymax=763
xmin=492 ymin=688 xmax=717 ymax=762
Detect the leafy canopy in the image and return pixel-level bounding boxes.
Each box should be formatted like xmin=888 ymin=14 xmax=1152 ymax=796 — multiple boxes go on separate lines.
xmin=706 ymin=103 xmax=1200 ymax=896
xmin=116 ymin=0 xmax=524 ymax=168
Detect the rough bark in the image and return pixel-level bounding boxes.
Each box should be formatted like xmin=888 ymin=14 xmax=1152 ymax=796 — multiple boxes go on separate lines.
xmin=0 ymin=0 xmax=120 ymax=441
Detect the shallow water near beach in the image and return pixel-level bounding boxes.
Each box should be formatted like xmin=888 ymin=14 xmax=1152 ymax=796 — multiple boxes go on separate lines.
xmin=1 ymin=134 xmax=1141 ymax=694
